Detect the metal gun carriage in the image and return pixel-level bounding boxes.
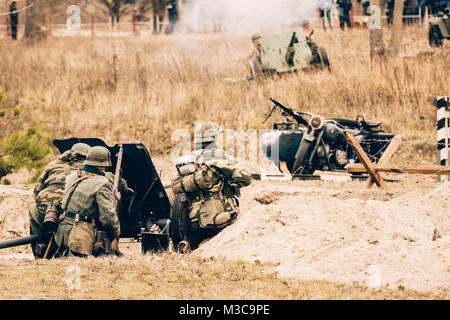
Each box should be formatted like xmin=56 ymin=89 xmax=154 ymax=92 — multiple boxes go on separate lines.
xmin=248 ymin=28 xmax=331 ymax=80
xmin=0 ymin=138 xmax=172 ymax=255
xmin=428 ymin=8 xmax=450 ymax=47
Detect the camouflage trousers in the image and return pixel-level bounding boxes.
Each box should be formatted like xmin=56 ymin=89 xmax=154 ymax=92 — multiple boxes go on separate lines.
xmin=28 ymin=203 xmax=52 ymax=258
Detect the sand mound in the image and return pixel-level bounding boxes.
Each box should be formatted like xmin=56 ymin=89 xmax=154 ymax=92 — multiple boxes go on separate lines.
xmin=0 ymin=185 xmax=34 ymax=254
xmin=196 ymin=182 xmax=450 ymax=293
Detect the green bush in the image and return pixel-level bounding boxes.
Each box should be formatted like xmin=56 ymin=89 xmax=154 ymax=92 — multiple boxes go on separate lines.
xmin=0 ymin=86 xmax=3 ymax=102
xmin=0 ymin=126 xmax=52 ymax=182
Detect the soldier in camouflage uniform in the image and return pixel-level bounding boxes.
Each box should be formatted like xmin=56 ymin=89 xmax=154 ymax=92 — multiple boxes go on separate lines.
xmin=54 ymin=146 xmax=121 ymax=257
xmin=172 ymin=122 xmax=252 ymax=251
xmin=248 ymin=34 xmax=263 ymax=80
xmin=29 ymin=143 xmax=90 ymax=258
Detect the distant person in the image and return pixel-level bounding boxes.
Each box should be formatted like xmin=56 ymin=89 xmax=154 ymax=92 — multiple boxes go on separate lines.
xmin=165 ymin=0 xmax=178 ymax=34
xmin=362 ymin=0 xmax=371 ymax=16
xmin=337 ymin=0 xmax=353 ymax=30
xmin=318 ymin=0 xmax=334 ymax=31
xmin=9 ymin=1 xmax=18 ymax=40
xmin=387 ymin=0 xmax=395 ymax=24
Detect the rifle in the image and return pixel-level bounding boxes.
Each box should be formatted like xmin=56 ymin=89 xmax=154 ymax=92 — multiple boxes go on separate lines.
xmin=267 ymin=97 xmax=310 ymax=127
xmin=113 ymin=144 xmax=124 ymax=209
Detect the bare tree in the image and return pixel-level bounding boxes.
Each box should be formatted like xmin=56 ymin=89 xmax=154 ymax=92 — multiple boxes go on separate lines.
xmin=24 ymin=0 xmax=48 ymax=41
xmin=370 ymin=0 xmax=386 ymax=62
xmin=99 ymin=0 xmax=133 ymax=22
xmin=390 ymin=0 xmax=405 ymax=55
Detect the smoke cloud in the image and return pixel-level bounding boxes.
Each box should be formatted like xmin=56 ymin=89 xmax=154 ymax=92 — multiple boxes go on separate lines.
xmin=180 ymin=0 xmax=321 ymax=34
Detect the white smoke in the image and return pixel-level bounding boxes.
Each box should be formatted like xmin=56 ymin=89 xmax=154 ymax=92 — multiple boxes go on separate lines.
xmin=180 ymin=0 xmax=321 ymax=34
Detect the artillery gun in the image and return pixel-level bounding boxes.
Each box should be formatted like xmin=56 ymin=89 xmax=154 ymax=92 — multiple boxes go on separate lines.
xmin=248 ymin=28 xmax=331 ymax=80
xmin=428 ymin=8 xmax=450 ymax=47
xmin=0 ymin=138 xmax=172 ymax=256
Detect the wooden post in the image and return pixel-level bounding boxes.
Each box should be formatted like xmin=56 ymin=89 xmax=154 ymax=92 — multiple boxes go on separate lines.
xmin=437 ymin=97 xmax=450 ymax=182
xmin=346 ymin=133 xmax=389 ymax=190
xmin=48 ymin=15 xmax=53 ymax=36
xmin=350 ymin=8 xmax=355 ymax=28
xmin=132 ymin=13 xmax=137 ymax=35
xmin=366 ymin=135 xmax=401 ymax=189
xmin=6 ymin=17 xmax=10 ymax=38
xmin=91 ymin=15 xmax=95 ymax=37
xmin=347 ymin=164 xmax=450 ymax=175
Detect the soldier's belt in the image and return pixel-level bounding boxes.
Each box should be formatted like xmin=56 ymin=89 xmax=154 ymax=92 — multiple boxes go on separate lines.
xmin=63 ymin=212 xmax=96 ymax=224
xmin=190 ymin=191 xmax=222 ymax=202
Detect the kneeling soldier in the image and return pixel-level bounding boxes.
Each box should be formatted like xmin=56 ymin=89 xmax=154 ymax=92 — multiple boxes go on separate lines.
xmin=29 ymin=142 xmax=90 ymax=258
xmin=54 ymin=146 xmax=121 ymax=257
xmin=171 ymin=122 xmax=252 ymax=251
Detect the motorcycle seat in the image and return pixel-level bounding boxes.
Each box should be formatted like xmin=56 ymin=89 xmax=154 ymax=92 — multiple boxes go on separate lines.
xmin=362 ymin=120 xmax=381 ymax=128
xmin=330 ymin=118 xmax=360 ymax=129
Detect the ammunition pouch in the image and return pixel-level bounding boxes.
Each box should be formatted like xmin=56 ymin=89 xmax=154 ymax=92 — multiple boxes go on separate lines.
xmin=198 ymin=198 xmax=237 ymax=229
xmin=67 ymin=214 xmax=96 ymax=256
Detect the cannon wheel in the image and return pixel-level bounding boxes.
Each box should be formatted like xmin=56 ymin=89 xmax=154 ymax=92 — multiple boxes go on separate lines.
xmin=169 ymin=193 xmax=191 ymax=250
xmin=429 ymin=25 xmax=443 ymax=47
xmin=249 ymin=57 xmax=263 ymax=80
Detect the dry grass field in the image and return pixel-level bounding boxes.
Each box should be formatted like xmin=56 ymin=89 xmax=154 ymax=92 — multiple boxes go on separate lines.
xmin=0 ymin=24 xmax=449 ymax=301
xmin=0 ymin=26 xmax=448 ymax=162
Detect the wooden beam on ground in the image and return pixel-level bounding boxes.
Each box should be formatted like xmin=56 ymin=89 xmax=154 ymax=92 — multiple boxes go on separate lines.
xmin=346 ymin=133 xmax=389 ymax=190
xmin=366 ymin=135 xmax=401 ymax=189
xmin=347 ymin=164 xmax=450 ymax=175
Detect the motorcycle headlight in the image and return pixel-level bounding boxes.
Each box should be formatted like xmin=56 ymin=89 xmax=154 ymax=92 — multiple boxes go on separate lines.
xmin=310 ymin=115 xmax=324 ymax=130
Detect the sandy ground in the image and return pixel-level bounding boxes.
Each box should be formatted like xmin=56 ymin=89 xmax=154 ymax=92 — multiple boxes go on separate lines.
xmin=0 ymin=157 xmax=448 ymax=295
xmin=196 ymin=179 xmax=449 ymax=294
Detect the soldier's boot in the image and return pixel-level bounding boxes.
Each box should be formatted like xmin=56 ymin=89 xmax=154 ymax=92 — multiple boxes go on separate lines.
xmin=32 ymin=243 xmax=48 ymax=259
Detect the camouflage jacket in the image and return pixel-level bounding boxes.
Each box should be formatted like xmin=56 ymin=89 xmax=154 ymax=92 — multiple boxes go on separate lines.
xmin=183 ymin=148 xmax=252 ymax=226
xmin=33 ymin=150 xmax=86 ymax=206
xmin=193 ymin=148 xmax=252 ymax=190
xmin=60 ymin=170 xmax=120 ymax=240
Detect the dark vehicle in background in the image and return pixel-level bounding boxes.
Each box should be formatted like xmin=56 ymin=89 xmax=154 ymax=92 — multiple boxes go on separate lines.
xmin=261 ymin=98 xmax=395 ymax=175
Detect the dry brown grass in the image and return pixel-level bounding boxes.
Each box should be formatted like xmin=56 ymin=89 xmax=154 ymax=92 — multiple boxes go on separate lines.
xmin=0 ymin=251 xmax=447 ymax=300
xmin=0 ymin=26 xmax=448 ymax=163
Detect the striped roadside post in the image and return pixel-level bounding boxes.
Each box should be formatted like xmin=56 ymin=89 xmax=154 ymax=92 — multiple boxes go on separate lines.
xmin=437 ymin=97 xmax=449 ymax=182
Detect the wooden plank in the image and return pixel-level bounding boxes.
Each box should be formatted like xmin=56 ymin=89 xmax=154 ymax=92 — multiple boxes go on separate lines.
xmin=366 ymin=135 xmax=401 ymax=189
xmin=346 ymin=133 xmax=389 ymax=190
xmin=347 ymin=164 xmax=450 ymax=175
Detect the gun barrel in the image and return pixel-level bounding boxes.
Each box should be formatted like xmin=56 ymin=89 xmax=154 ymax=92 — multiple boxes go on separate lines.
xmin=0 ymin=233 xmax=49 ymax=250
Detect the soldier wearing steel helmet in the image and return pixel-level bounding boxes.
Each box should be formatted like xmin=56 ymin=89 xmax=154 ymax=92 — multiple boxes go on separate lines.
xmin=247 ymin=33 xmax=263 ymax=80
xmin=54 ymin=146 xmax=121 ymax=257
xmin=29 ymin=142 xmax=91 ymax=258
xmin=172 ymin=122 xmax=252 ymax=251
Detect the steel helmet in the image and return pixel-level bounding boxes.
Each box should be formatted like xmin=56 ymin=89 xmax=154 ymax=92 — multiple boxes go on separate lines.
xmin=193 ymin=122 xmax=222 ymax=145
xmin=85 ymin=146 xmax=112 ymax=167
xmin=71 ymin=143 xmax=91 ymax=157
